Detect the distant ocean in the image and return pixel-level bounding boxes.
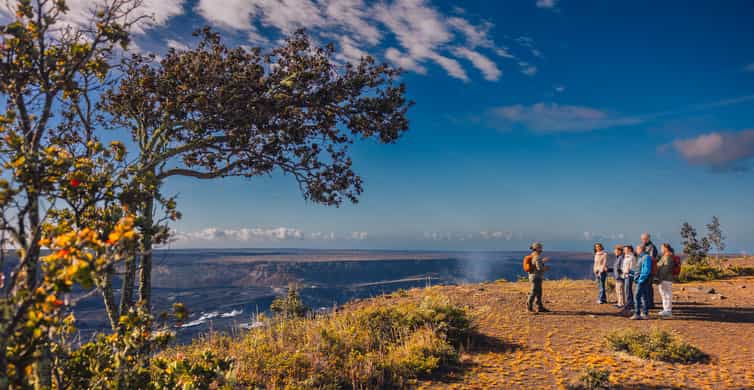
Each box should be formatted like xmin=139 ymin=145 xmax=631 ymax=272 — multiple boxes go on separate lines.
xmin=5 ymin=249 xmax=594 ymax=342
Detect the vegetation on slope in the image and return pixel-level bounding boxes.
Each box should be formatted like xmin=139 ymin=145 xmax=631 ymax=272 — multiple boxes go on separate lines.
xmin=161 ymin=292 xmax=474 ymax=388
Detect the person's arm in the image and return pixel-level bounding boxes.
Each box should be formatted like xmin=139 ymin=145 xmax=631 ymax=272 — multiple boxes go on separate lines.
xmin=638 ymin=256 xmax=651 ymax=283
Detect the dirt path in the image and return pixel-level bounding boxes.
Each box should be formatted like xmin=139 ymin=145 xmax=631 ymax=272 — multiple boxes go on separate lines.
xmin=413 ymin=275 xmax=754 ymax=389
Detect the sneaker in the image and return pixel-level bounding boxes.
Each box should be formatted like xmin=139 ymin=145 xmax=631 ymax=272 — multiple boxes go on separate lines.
xmin=659 ymin=311 xmax=672 ymax=318
xmin=630 ymin=314 xmax=641 ymax=320
xmin=614 ymin=304 xmax=623 ymax=309
xmin=640 ymin=314 xmax=649 ymax=320
xmin=597 ymin=300 xmax=606 ymax=304
xmin=526 ymin=307 xmax=535 ymax=313
xmin=538 ymin=307 xmax=550 ymax=313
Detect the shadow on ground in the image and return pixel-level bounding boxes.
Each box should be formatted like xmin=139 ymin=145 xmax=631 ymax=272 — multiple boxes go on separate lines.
xmin=672 ymin=303 xmax=754 ymax=323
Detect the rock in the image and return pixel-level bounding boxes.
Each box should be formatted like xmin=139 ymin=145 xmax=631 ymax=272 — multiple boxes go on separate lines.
xmin=681 ymin=287 xmax=686 ymax=292
xmin=706 ymin=288 xmax=716 ymax=294
xmin=741 ymin=285 xmax=747 ymax=289
xmin=719 ymin=295 xmax=727 ymax=300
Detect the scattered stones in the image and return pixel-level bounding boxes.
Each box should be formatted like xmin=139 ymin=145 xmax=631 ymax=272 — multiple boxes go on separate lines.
xmin=706 ymin=288 xmax=716 ymax=294
xmin=741 ymin=285 xmax=747 ymax=289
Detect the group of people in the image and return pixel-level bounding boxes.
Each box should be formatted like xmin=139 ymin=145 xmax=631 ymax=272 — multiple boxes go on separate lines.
xmin=525 ymin=233 xmax=677 ymax=319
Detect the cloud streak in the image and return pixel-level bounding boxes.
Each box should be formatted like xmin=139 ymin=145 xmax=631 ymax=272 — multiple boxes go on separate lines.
xmin=489 ymin=102 xmax=641 ymax=133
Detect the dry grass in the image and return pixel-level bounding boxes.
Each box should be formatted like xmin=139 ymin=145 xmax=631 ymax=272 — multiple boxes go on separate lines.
xmin=160 ymin=292 xmax=474 ymax=388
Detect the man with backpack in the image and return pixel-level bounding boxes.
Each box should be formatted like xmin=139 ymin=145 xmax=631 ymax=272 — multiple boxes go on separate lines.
xmin=524 ymin=242 xmax=550 ymax=313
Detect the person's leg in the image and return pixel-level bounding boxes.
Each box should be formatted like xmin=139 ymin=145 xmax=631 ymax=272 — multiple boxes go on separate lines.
xmin=535 ymin=278 xmax=544 ymax=309
xmin=659 ymin=281 xmax=672 ymax=313
xmin=641 ymin=283 xmax=649 ymax=316
xmin=647 ymin=283 xmax=655 ymax=309
xmin=527 ymin=277 xmax=536 ymax=311
xmin=615 ymin=279 xmax=625 ymax=307
xmin=597 ymin=272 xmax=607 ymax=303
xmin=634 ymin=282 xmax=642 ymax=316
xmin=624 ymin=275 xmax=634 ymax=309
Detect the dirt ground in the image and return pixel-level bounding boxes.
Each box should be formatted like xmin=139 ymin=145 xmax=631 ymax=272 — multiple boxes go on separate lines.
xmin=412 ymin=260 xmax=754 ymax=389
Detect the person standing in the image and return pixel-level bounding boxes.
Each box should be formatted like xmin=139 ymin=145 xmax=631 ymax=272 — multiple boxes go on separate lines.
xmin=640 ymin=233 xmax=658 ymax=309
xmin=526 ymin=242 xmax=550 ymax=313
xmin=593 ymin=243 xmax=609 ymax=304
xmin=612 ymin=245 xmax=625 ymax=308
xmin=621 ymin=245 xmax=637 ymax=313
xmin=631 ymin=245 xmax=652 ymax=320
xmin=657 ymin=243 xmax=676 ymax=318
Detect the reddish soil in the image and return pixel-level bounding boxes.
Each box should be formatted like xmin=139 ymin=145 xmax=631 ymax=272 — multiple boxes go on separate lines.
xmin=413 ymin=259 xmax=754 ymax=389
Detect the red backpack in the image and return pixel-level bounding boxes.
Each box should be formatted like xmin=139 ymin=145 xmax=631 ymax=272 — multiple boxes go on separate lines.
xmin=671 ymin=255 xmax=682 ymax=277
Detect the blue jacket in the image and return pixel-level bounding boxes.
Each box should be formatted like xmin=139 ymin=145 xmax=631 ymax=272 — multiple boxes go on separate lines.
xmin=636 ymin=254 xmax=653 ymax=284
xmin=613 ymin=255 xmax=624 ymax=280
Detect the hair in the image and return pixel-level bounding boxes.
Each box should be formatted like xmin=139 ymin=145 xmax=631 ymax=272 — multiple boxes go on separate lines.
xmin=623 ymin=245 xmax=634 ymax=253
xmin=662 ymin=243 xmax=675 ymax=254
xmin=593 ymin=243 xmax=604 ymax=253
xmin=613 ymin=244 xmax=624 ymax=252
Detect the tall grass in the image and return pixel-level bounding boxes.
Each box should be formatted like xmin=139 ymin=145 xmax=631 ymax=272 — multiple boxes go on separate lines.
xmin=160 ymin=293 xmax=474 ymax=388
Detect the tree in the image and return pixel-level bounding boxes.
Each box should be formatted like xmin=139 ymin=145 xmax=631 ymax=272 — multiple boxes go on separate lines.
xmin=706 ymin=216 xmax=726 ymax=264
xmin=680 ymin=222 xmax=709 ymax=265
xmin=0 ymin=0 xmax=145 ymax=385
xmin=101 ymin=28 xmax=411 ymax=311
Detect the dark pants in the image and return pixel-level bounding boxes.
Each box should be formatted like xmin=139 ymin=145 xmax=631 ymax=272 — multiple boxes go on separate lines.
xmin=647 ymin=283 xmax=655 ymax=309
xmin=528 ymin=275 xmax=544 ymax=310
xmin=596 ymin=271 xmax=608 ymax=303
xmin=624 ymin=274 xmax=635 ymax=309
xmin=635 ymin=281 xmax=650 ymax=316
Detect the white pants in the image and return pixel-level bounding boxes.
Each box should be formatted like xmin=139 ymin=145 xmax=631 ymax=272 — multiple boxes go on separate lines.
xmin=658 ymin=281 xmax=672 ymax=313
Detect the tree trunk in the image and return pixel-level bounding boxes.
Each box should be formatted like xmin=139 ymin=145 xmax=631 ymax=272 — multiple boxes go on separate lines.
xmin=137 ymin=196 xmax=155 ymax=309
xmin=119 ymin=254 xmax=136 ymax=315
xmin=99 ymin=272 xmax=120 ymax=331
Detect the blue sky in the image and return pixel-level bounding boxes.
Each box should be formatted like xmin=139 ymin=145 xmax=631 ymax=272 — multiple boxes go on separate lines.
xmin=18 ymin=0 xmax=754 ymax=251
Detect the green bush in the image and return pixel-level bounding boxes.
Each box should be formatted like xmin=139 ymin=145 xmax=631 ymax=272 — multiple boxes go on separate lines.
xmin=162 ymin=293 xmax=475 ymax=388
xmin=605 ymin=328 xmax=709 ymax=364
xmin=677 ymin=263 xmax=725 ymax=282
xmin=578 ymin=366 xmax=611 ymax=389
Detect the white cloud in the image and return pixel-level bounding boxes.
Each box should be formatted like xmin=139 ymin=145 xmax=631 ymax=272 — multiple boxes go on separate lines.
xmin=536 ymin=0 xmax=558 ymax=9
xmin=490 ymin=102 xmax=642 ymax=133
xmin=670 ymin=130 xmax=754 ymax=170
xmin=583 ymin=232 xmax=625 ymax=241
xmin=349 ymin=231 xmax=369 ymax=240
xmin=193 ymin=0 xmax=537 ymax=82
xmin=310 ymin=232 xmax=337 ymax=240
xmin=480 ymin=231 xmax=513 ymax=240
xmin=385 ymin=47 xmax=427 ymax=74
xmin=166 ymin=39 xmax=189 ymax=51
xmin=195 ymin=0 xmax=258 ymax=31
xmin=518 ymin=61 xmax=538 ymax=76
xmin=452 ymin=47 xmax=501 ymax=81
xmin=181 ymin=227 xmax=305 ymax=242
xmin=1 ymin=0 xmax=184 ymax=35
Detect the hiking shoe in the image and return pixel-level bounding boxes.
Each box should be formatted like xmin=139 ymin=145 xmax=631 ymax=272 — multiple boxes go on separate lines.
xmin=630 ymin=314 xmax=641 ymax=320
xmin=526 ymin=307 xmax=535 ymax=313
xmin=596 ymin=300 xmax=606 ymax=304
xmin=659 ymin=311 xmax=672 ymax=318
xmin=640 ymin=314 xmax=649 ymax=320
xmin=614 ymin=304 xmax=623 ymax=309
xmin=538 ymin=307 xmax=550 ymax=313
